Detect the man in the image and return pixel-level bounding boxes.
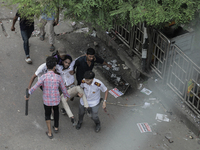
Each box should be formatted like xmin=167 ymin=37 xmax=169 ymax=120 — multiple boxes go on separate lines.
xmin=56 ymin=55 xmax=89 ymax=126
xmin=25 ymin=56 xmax=70 ymax=139
xmin=11 ymin=9 xmax=34 ymax=64
xmin=76 ymin=71 xmax=108 ymax=133
xmin=72 ymin=48 xmax=111 ymax=85
xmin=39 ymin=6 xmax=59 ymax=52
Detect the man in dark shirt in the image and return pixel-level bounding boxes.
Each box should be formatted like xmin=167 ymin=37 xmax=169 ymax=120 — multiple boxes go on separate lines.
xmin=11 ymin=9 xmax=34 ymax=64
xmin=72 ymin=48 xmax=111 ymax=85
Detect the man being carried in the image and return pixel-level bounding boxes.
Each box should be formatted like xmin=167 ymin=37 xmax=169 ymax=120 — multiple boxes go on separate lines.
xmin=25 ymin=56 xmax=70 ymax=139
xmin=56 ymin=55 xmax=89 ymax=125
xmin=76 ymin=70 xmax=108 ymax=133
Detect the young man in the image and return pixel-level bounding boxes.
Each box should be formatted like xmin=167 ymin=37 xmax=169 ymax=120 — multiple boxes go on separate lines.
xmin=72 ymin=48 xmax=111 ymax=85
xmin=76 ymin=71 xmax=108 ymax=133
xmin=11 ymin=9 xmax=34 ymax=64
xmin=56 ymin=55 xmax=89 ymax=125
xmin=25 ymin=56 xmax=70 ymax=139
xmin=39 ymin=6 xmax=59 ymax=52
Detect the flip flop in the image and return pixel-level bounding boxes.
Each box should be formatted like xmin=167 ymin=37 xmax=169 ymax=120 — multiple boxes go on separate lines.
xmin=46 ymin=132 xmax=53 ymax=139
xmin=52 ymin=126 xmax=59 ymax=133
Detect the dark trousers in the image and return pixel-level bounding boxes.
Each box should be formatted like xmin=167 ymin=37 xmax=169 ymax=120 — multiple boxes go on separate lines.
xmin=20 ymin=29 xmax=33 ymax=57
xmin=44 ymin=104 xmax=59 ymax=128
xmin=78 ymin=102 xmax=100 ymax=124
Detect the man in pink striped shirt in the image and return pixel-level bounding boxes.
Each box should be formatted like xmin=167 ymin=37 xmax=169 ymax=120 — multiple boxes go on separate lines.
xmin=25 ymin=56 xmax=70 ymax=139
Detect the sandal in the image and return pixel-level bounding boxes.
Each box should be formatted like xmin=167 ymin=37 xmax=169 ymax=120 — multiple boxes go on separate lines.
xmin=52 ymin=126 xmax=59 ymax=133
xmin=46 ymin=132 xmax=53 ymax=139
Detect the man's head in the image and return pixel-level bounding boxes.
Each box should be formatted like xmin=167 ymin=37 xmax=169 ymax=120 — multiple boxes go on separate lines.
xmin=86 ymin=48 xmax=95 ymax=62
xmin=46 ymin=56 xmax=57 ymax=70
xmin=62 ymin=55 xmax=72 ymax=69
xmin=84 ymin=70 xmax=95 ymax=85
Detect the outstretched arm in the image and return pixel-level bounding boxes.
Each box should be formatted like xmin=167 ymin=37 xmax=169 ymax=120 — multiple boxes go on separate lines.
xmin=11 ymin=15 xmax=18 ymax=31
xmin=28 ymin=74 xmax=37 ymax=89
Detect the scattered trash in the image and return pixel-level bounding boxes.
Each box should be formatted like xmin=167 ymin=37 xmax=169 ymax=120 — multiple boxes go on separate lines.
xmin=155 ymin=113 xmax=170 ymax=122
xmin=122 ymin=64 xmax=128 ymax=69
xmin=137 ymin=123 xmax=152 ymax=133
xmin=74 ymin=27 xmax=89 ymax=33
xmin=141 ymin=102 xmax=150 ymax=109
xmin=189 ymin=135 xmax=193 ymax=139
xmin=165 ymin=136 xmax=174 ymax=143
xmin=183 ymin=137 xmax=188 ymax=141
xmin=91 ymin=30 xmax=96 ymax=37
xmin=71 ymin=21 xmax=76 ymax=26
xmin=102 ymin=65 xmax=110 ymax=70
xmin=106 ymin=31 xmax=109 ymax=34
xmin=155 ymin=79 xmax=158 ymax=82
xmin=149 ymin=98 xmax=156 ymax=100
xmin=109 ymin=88 xmax=124 ymax=98
xmin=112 ymin=67 xmax=119 ymax=71
xmin=17 ymin=110 xmax=20 ymax=112
xmin=111 ymin=74 xmax=117 ymax=78
xmin=138 ymin=84 xmax=143 ymax=90
xmin=94 ymin=41 xmax=98 ymax=46
xmin=32 ymin=30 xmax=40 ymax=36
xmin=140 ymin=88 xmax=152 ymax=95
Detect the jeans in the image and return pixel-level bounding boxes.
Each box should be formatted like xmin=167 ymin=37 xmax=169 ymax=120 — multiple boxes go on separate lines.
xmin=20 ymin=29 xmax=33 ymax=57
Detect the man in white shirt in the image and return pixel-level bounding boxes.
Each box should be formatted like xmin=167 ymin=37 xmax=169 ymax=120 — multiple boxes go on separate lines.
xmin=56 ymin=55 xmax=89 ymax=126
xmin=76 ymin=70 xmax=108 ymax=133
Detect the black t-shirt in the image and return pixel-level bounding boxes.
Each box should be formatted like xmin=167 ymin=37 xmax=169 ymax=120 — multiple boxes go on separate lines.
xmin=74 ymin=55 xmax=104 ymax=85
xmin=16 ymin=10 xmax=34 ymax=31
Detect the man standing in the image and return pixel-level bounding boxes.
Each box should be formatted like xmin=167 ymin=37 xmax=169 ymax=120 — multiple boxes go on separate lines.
xmin=56 ymin=55 xmax=89 ymax=125
xmin=39 ymin=6 xmax=59 ymax=52
xmin=72 ymin=48 xmax=111 ymax=85
xmin=76 ymin=71 xmax=108 ymax=133
xmin=25 ymin=56 xmax=70 ymax=139
xmin=11 ymin=9 xmax=34 ymax=64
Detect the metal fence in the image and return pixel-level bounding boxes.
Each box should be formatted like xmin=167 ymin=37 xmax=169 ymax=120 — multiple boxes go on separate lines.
xmin=167 ymin=45 xmax=200 ymax=115
xmin=112 ymin=22 xmax=200 ymax=116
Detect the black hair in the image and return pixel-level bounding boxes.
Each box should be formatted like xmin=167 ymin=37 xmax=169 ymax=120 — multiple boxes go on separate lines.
xmin=86 ymin=48 xmax=95 ymax=55
xmin=84 ymin=70 xmax=95 ymax=79
xmin=63 ymin=55 xmax=72 ymax=62
xmin=46 ymin=56 xmax=57 ymax=69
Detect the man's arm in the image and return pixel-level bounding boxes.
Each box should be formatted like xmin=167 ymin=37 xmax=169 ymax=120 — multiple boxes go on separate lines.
xmin=102 ymin=89 xmax=108 ymax=109
xmin=60 ymin=78 xmax=70 ymax=98
xmin=95 ymin=55 xmax=112 ymax=68
xmin=11 ymin=15 xmax=18 ymax=31
xmin=103 ymin=61 xmax=112 ymax=68
xmin=28 ymin=74 xmax=37 ymax=89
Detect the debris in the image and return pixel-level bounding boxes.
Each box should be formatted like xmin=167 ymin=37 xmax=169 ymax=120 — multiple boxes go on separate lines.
xmin=137 ymin=123 xmax=152 ymax=133
xmin=149 ymin=98 xmax=156 ymax=100
xmin=189 ymin=135 xmax=193 ymax=139
xmin=141 ymin=102 xmax=150 ymax=109
xmin=112 ymin=67 xmax=119 ymax=71
xmin=74 ymin=27 xmax=89 ymax=33
xmin=91 ymin=30 xmax=96 ymax=37
xmin=102 ymin=65 xmax=110 ymax=70
xmin=94 ymin=41 xmax=98 ymax=47
xmin=109 ymin=88 xmax=123 ymax=98
xmin=155 ymin=113 xmax=170 ymax=122
xmin=138 ymin=84 xmax=143 ymax=90
xmin=71 ymin=21 xmax=76 ymax=26
xmin=165 ymin=136 xmax=173 ymax=143
xmin=140 ymin=88 xmax=152 ymax=95
xmin=122 ymin=64 xmax=128 ymax=69
xmin=17 ymin=110 xmax=20 ymax=112
xmin=155 ymin=79 xmax=158 ymax=82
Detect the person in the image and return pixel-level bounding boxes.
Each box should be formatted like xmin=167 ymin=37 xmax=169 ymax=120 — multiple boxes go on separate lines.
xmin=72 ymin=48 xmax=111 ymax=85
xmin=76 ymin=70 xmax=108 ymax=133
xmin=39 ymin=6 xmax=59 ymax=52
xmin=56 ymin=55 xmax=89 ymax=126
xmin=11 ymin=8 xmax=34 ymax=64
xmin=25 ymin=56 xmax=70 ymax=139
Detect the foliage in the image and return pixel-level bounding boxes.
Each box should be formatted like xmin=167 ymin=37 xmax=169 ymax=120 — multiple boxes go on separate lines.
xmin=4 ymin=0 xmax=200 ymax=29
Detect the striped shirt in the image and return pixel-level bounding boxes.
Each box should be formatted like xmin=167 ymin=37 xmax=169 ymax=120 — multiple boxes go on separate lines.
xmin=29 ymin=71 xmax=70 ymax=106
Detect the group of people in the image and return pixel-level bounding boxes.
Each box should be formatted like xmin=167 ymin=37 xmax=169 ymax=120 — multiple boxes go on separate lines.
xmin=25 ymin=48 xmax=112 ymax=139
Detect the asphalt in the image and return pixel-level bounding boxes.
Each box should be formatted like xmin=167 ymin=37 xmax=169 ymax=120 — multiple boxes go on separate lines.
xmin=0 ymin=3 xmax=200 ymax=150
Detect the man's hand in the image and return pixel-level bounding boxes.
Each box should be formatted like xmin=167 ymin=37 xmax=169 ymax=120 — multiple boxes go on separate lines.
xmin=107 ymin=64 xmax=112 ymax=68
xmin=11 ymin=26 xmax=15 ymax=31
xmin=102 ymin=101 xmax=106 ymax=109
xmin=24 ymin=95 xmax=29 ymax=101
xmin=69 ymin=70 xmax=75 ymax=75
xmin=77 ymin=93 xmax=83 ymax=98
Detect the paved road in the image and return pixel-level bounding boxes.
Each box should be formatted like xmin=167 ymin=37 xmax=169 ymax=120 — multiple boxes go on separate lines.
xmin=0 ymin=3 xmax=200 ymax=150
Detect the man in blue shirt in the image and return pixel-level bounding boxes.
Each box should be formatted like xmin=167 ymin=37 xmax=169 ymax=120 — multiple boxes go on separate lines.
xmin=39 ymin=6 xmax=59 ymax=52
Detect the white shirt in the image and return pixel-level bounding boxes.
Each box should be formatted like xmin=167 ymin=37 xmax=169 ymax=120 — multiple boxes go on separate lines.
xmin=56 ymin=62 xmax=75 ymax=86
xmin=35 ymin=63 xmax=48 ymax=79
xmin=80 ymin=78 xmax=107 ymax=107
